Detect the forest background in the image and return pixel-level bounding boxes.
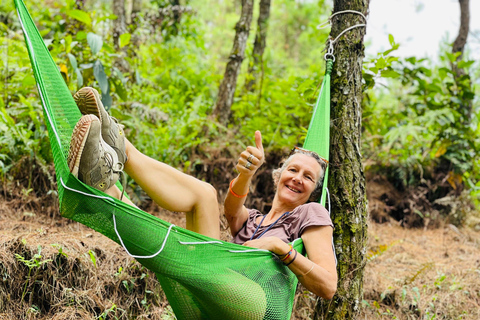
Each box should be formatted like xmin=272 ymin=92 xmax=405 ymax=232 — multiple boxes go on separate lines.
xmin=0 ymin=0 xmax=480 ymax=319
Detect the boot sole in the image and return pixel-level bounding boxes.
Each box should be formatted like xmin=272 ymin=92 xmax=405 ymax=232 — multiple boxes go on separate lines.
xmin=73 ymin=87 xmax=104 ymax=123
xmin=68 ymin=114 xmax=98 ymax=177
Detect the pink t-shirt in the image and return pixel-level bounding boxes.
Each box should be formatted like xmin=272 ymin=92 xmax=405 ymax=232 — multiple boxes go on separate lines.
xmin=232 ymin=202 xmax=333 ymax=245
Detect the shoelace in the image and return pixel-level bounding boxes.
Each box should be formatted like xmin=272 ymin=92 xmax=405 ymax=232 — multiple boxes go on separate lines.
xmin=104 ymin=151 xmax=127 ymax=201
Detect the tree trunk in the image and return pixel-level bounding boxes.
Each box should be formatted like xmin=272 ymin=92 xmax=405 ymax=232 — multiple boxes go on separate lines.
xmin=314 ymin=1 xmax=369 ymax=319
xmin=171 ymin=0 xmax=181 ymax=25
xmin=112 ymin=0 xmax=126 ymax=51
xmin=213 ymin=0 xmax=254 ymax=124
xmin=452 ymin=0 xmax=469 ymax=61
xmin=452 ymin=0 xmax=472 ymax=123
xmin=452 ymin=0 xmax=470 ymax=76
xmin=244 ymin=0 xmax=271 ymax=92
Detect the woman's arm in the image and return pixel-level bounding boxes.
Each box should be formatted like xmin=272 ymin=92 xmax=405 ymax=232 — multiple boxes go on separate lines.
xmin=224 ymin=131 xmax=264 ymax=236
xmin=290 ymin=226 xmax=337 ymax=299
xmin=243 ymin=226 xmax=337 ymax=299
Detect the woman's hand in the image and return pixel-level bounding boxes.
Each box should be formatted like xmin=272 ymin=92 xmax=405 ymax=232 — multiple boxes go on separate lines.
xmin=236 ymin=131 xmax=265 ymax=177
xmin=243 ymin=236 xmax=290 ymax=256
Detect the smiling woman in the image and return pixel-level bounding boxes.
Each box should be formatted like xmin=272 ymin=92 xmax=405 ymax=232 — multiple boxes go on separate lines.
xmin=224 ymin=131 xmax=338 ymax=299
xmin=65 ymin=88 xmax=337 ymax=301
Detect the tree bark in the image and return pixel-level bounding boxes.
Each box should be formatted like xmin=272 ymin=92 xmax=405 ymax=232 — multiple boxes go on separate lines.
xmin=314 ymin=1 xmax=369 ymax=319
xmin=452 ymin=0 xmax=470 ymax=77
xmin=213 ymin=0 xmax=254 ymax=124
xmin=451 ymin=0 xmax=473 ymax=144
xmin=113 ymin=0 xmax=127 ymax=51
xmin=245 ymin=0 xmax=271 ymax=92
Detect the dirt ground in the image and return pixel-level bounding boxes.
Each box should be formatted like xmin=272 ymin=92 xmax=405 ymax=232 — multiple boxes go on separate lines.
xmin=1 ymin=196 xmax=479 ymax=319
xmin=362 ymin=221 xmax=480 ymax=319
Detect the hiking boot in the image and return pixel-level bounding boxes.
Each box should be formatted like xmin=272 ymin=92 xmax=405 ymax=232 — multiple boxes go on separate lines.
xmin=68 ymin=114 xmax=123 ymax=192
xmin=73 ymin=87 xmax=127 ymax=165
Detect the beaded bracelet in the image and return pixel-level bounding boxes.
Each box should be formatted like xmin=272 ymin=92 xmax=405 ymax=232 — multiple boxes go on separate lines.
xmin=279 ymin=244 xmax=293 ymax=261
xmin=285 ymin=250 xmax=298 ymax=266
xmin=229 ymin=179 xmax=248 ymax=198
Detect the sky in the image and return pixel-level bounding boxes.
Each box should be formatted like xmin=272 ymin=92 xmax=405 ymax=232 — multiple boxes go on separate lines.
xmin=365 ymin=0 xmax=480 ymax=60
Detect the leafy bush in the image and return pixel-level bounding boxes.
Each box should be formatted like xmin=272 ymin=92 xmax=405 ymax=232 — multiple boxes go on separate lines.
xmin=363 ymin=35 xmax=479 ymax=225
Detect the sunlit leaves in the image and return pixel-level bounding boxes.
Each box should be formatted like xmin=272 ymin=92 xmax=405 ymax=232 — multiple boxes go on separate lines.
xmin=93 ymin=60 xmax=108 ymax=95
xmin=87 ymin=33 xmax=103 ymax=55
xmin=363 ymin=34 xmax=400 ymax=90
xmin=119 ymin=33 xmax=131 ymax=48
xmin=66 ymin=9 xmax=92 ymax=27
xmin=363 ymin=44 xmax=478 ymax=192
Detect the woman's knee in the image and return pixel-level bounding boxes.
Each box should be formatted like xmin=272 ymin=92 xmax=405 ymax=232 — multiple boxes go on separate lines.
xmin=198 ymin=181 xmax=218 ymax=204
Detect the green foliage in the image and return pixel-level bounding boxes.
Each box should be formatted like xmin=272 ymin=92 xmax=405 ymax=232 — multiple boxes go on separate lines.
xmin=231 ymin=71 xmax=327 ymax=149
xmin=363 ymin=39 xmax=479 ymax=195
xmin=15 ymin=245 xmax=52 ymax=303
xmin=0 ymin=16 xmax=52 ymax=189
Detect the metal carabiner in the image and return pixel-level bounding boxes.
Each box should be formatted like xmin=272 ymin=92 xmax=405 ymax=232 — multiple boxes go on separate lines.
xmin=324 ymin=39 xmax=335 ymax=62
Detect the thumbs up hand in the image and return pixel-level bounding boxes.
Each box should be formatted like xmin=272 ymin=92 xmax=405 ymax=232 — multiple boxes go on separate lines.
xmin=236 ymin=131 xmax=265 ymax=177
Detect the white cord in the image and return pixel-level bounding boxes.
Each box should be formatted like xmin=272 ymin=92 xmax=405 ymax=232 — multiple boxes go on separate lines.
xmin=317 ymin=9 xmax=367 ymax=61
xmin=228 ymin=249 xmax=270 ymax=253
xmin=113 ymin=216 xmax=176 ymax=259
xmin=179 ymin=241 xmax=223 ymax=245
xmin=325 ymin=186 xmax=338 ymax=266
xmin=60 ymin=177 xmax=115 ymax=201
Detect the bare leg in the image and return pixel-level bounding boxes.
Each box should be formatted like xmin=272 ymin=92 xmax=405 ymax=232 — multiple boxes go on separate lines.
xmin=107 ymin=139 xmax=220 ymax=239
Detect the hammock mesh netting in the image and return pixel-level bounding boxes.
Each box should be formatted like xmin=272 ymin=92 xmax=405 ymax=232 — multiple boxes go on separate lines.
xmin=15 ymin=0 xmax=332 ymax=318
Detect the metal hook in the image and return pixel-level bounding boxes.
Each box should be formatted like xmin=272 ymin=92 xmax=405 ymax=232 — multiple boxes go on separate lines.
xmin=324 ymin=38 xmax=335 ymax=62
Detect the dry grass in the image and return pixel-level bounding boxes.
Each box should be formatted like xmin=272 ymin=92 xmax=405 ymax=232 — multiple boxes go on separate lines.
xmin=0 ymin=199 xmax=175 ymax=320
xmin=360 ymin=222 xmax=480 ymax=320
xmin=1 ymin=195 xmax=480 ymax=319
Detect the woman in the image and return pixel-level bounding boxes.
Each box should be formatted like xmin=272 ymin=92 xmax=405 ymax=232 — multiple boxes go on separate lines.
xmin=69 ymin=87 xmax=337 ymax=300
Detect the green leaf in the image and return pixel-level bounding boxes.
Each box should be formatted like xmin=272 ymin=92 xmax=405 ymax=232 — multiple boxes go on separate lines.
xmin=93 ymin=60 xmax=108 ymax=93
xmin=87 ymin=32 xmax=103 ymax=55
xmin=75 ymin=69 xmax=83 ymax=87
xmin=388 ymin=34 xmax=395 ymax=46
xmin=67 ymin=9 xmax=92 ymax=26
xmin=380 ymin=69 xmax=400 ymax=78
xmin=375 ymin=57 xmax=386 ymax=69
xmin=457 ymin=60 xmax=474 ymax=69
xmin=88 ymin=250 xmax=97 ymax=268
xmin=22 ymin=75 xmax=35 ymax=87
xmin=113 ymin=78 xmax=127 ymax=101
xmin=101 ymin=85 xmax=112 ymax=110
xmin=76 ymin=31 xmax=87 ymax=41
xmin=64 ymin=34 xmax=73 ymax=53
xmin=39 ymin=28 xmax=51 ymax=37
xmin=405 ymin=57 xmax=416 ymax=64
xmin=119 ymin=33 xmax=131 ymax=48
xmin=68 ymin=53 xmax=78 ymax=70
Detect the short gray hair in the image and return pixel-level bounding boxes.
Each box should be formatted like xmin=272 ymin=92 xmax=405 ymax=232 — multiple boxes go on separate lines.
xmin=272 ymin=148 xmax=327 ymax=202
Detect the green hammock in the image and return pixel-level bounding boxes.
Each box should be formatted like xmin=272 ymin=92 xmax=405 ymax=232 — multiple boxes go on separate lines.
xmin=14 ymin=0 xmax=332 ymax=319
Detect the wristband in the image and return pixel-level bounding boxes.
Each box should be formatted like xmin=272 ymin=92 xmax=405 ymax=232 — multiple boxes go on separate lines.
xmin=285 ymin=250 xmax=298 ymax=266
xmin=279 ymin=244 xmax=293 ymax=261
xmin=303 ymin=262 xmax=315 ymax=276
xmin=229 ymin=179 xmax=248 ymax=198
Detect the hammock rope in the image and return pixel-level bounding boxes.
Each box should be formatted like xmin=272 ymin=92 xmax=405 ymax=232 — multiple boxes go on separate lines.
xmin=14 ymin=0 xmax=334 ymax=319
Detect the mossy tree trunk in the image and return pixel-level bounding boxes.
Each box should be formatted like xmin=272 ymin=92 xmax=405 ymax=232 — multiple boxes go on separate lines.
xmin=113 ymin=0 xmax=126 ymax=51
xmin=452 ymin=0 xmax=472 ymax=121
xmin=213 ymin=0 xmax=254 ymax=125
xmin=244 ymin=0 xmax=271 ymax=93
xmin=314 ymin=1 xmax=369 ymax=319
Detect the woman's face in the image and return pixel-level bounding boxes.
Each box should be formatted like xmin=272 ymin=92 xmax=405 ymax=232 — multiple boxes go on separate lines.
xmin=275 ymin=153 xmax=322 ymax=207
